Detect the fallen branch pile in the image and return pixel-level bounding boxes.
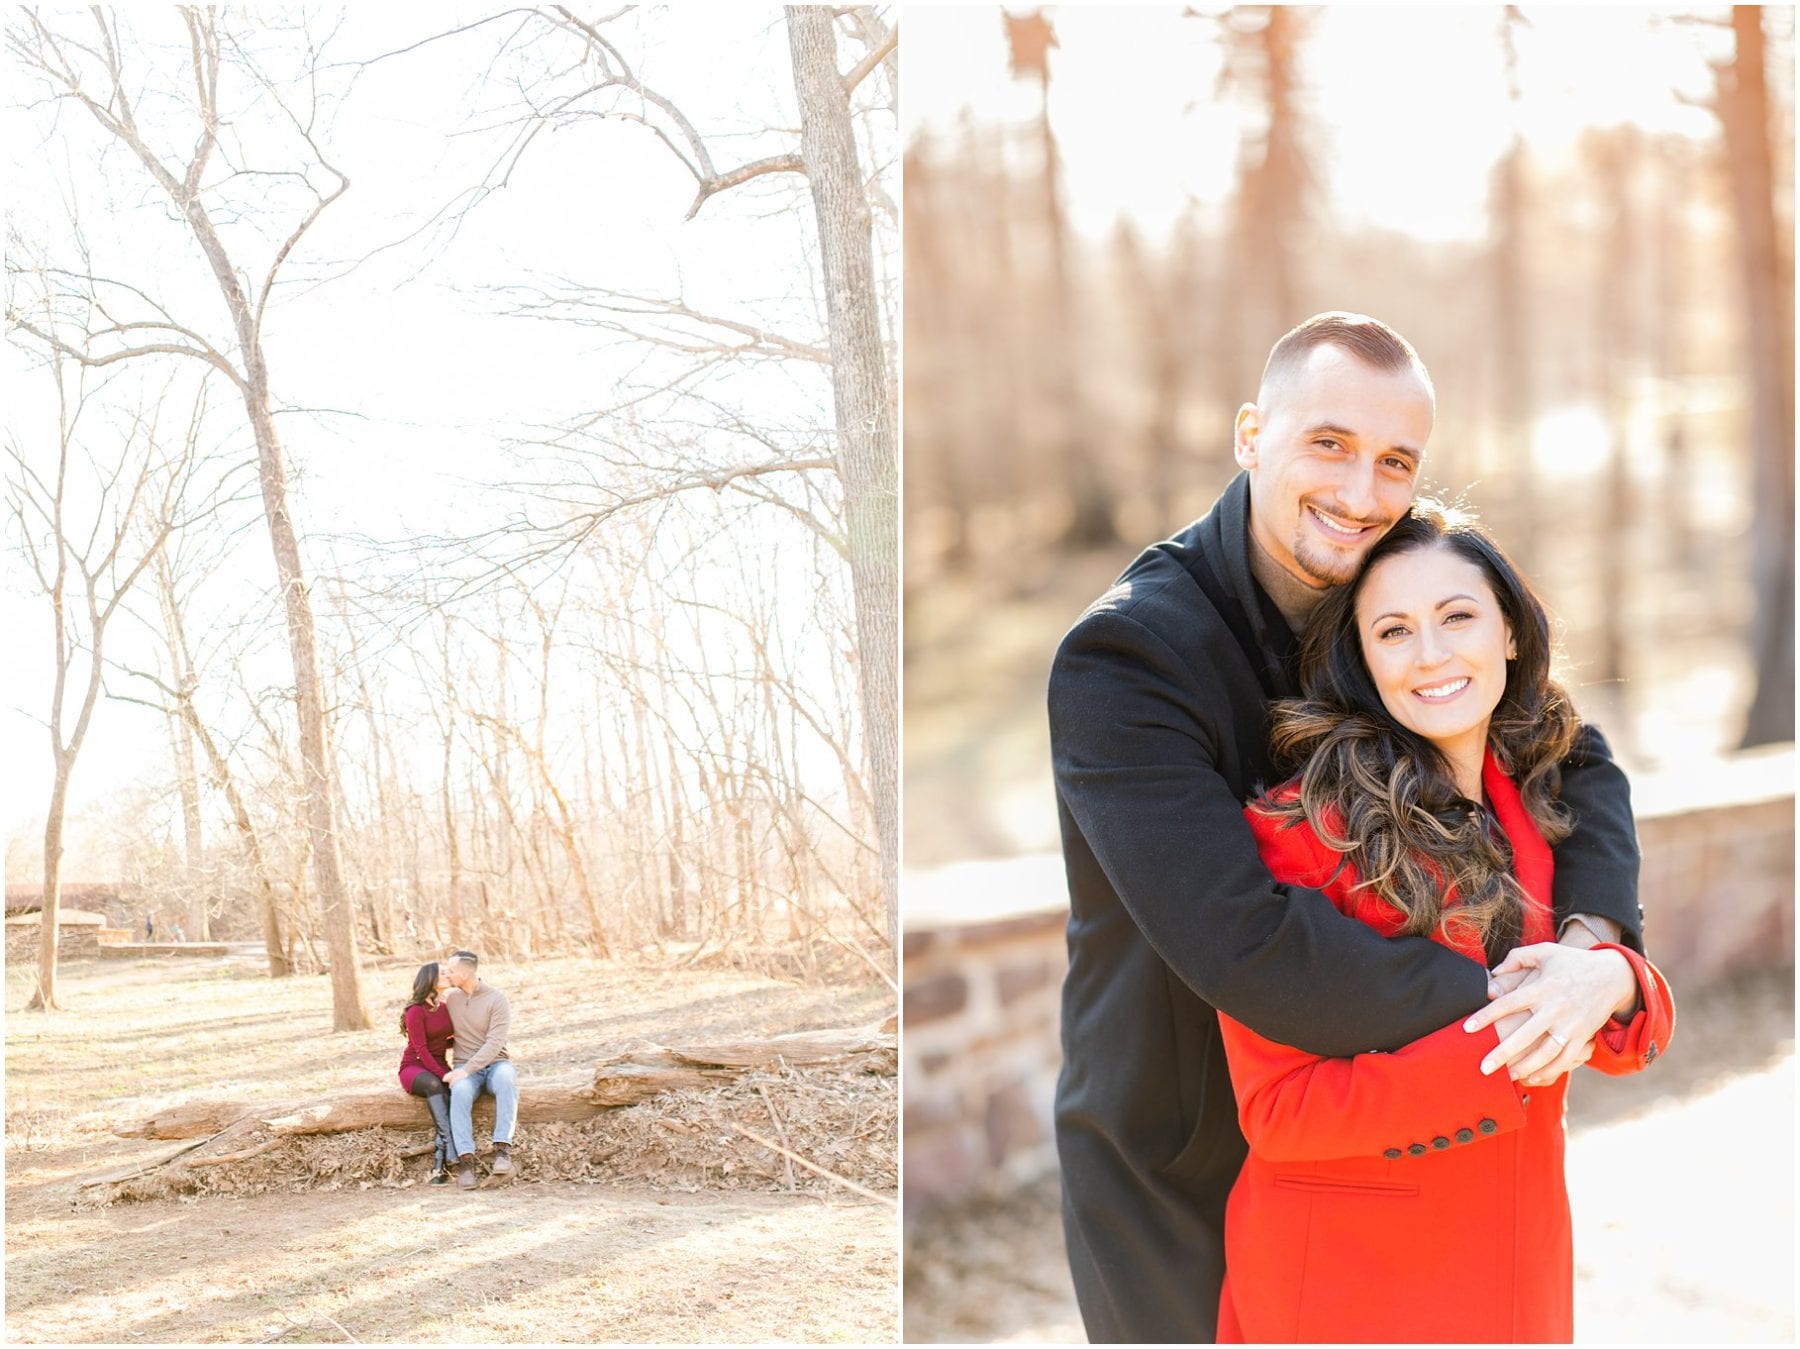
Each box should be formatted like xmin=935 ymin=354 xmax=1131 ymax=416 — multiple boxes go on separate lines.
xmin=88 ymin=1021 xmax=897 ymax=1205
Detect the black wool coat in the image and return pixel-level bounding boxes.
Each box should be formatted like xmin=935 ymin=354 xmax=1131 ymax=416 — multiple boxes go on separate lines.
xmin=1047 ymin=472 xmax=1643 ymax=1344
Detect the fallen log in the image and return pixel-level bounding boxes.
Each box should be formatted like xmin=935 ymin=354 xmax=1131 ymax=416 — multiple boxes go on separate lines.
xmin=90 ymin=1024 xmax=898 ymax=1205
xmin=267 ymin=1072 xmax=603 ymax=1136
xmin=115 ymin=1023 xmax=896 ymax=1140
xmin=115 ymin=1075 xmax=593 ymax=1140
xmin=588 ymin=1025 xmax=896 ymax=1105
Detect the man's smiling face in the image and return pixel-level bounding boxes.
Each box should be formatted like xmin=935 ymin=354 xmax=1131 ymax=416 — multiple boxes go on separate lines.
xmin=1234 ymin=343 xmax=1435 ymax=588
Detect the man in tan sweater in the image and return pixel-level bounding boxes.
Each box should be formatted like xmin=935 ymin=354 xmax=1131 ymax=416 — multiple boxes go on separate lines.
xmin=442 ymin=950 xmax=516 ymax=1189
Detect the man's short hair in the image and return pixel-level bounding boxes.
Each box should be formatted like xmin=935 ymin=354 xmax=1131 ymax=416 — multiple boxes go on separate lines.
xmin=447 ymin=949 xmax=478 ymax=969
xmin=1257 ymin=311 xmax=1434 ymax=406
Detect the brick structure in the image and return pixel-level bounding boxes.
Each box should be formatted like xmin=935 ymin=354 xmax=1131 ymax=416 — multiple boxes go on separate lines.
xmin=903 ymin=854 xmax=1070 ymax=1209
xmin=96 ymin=940 xmax=233 ymax=959
xmin=1629 ymin=746 xmax=1794 ymax=988
xmin=4 ymin=910 xmax=106 ymax=963
xmin=902 ymin=750 xmax=1794 ymax=1212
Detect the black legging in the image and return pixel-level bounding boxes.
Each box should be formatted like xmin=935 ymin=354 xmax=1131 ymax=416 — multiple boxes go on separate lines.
xmin=409 ymin=1071 xmax=455 ymax=1168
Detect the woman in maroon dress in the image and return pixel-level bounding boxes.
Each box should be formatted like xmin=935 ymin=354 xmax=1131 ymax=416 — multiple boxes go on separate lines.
xmin=399 ymin=962 xmax=456 ymax=1184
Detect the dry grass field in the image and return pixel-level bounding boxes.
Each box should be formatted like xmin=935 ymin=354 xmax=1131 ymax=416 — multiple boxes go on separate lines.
xmin=6 ymin=952 xmax=897 ymax=1344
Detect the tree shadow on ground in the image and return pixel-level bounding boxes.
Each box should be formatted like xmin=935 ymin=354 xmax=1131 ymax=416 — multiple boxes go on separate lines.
xmin=5 ymin=1183 xmax=893 ymax=1344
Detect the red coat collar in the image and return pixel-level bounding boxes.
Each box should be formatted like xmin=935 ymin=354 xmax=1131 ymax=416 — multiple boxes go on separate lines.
xmin=1481 ymin=744 xmax=1555 ymax=944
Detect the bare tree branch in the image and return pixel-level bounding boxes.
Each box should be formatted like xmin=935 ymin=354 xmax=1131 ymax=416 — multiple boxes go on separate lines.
xmin=842 ymin=21 xmax=897 ymax=98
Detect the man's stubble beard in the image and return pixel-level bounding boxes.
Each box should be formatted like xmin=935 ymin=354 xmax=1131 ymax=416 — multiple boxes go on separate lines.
xmin=1291 ymin=531 xmax=1368 ymax=588
xmin=1291 ymin=501 xmax=1395 ymax=588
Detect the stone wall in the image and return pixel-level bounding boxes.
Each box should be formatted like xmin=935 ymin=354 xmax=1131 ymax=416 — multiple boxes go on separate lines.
xmin=1629 ymin=747 xmax=1793 ymax=986
xmin=903 ymin=902 xmax=1067 ymax=1208
xmin=96 ymin=941 xmax=234 ymax=959
xmin=902 ymin=750 xmax=1794 ymax=1212
xmin=4 ymin=911 xmax=105 ymax=963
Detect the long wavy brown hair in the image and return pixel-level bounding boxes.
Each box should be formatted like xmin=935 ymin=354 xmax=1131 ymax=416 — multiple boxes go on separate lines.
xmin=399 ymin=961 xmax=441 ymax=1037
xmin=1253 ymin=502 xmax=1580 ymax=954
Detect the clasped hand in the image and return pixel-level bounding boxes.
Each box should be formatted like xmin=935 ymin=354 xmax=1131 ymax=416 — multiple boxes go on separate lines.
xmin=1462 ymin=942 xmax=1637 ymax=1087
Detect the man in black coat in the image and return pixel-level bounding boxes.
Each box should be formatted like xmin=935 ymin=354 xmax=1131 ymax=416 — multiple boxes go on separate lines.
xmin=1048 ymin=313 xmax=1644 ymax=1343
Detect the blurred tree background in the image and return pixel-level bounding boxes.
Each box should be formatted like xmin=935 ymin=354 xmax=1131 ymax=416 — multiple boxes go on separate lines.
xmin=903 ymin=4 xmax=1793 ymax=872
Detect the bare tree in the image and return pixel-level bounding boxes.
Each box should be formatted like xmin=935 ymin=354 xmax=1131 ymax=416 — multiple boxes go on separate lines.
xmin=1489 ymin=5 xmax=1539 ymax=572
xmin=1222 ymin=6 xmax=1312 ymax=377
xmin=419 ymin=5 xmax=900 ymax=954
xmin=151 ymin=538 xmax=209 ymax=941
xmin=1005 ymin=8 xmax=1116 ymax=549
xmin=6 ymin=339 xmax=201 ymax=1010
xmin=1587 ymin=124 xmax=1641 ymax=756
xmin=1712 ymin=7 xmax=1795 ymax=746
xmin=8 ymin=9 xmax=372 ymax=1026
xmin=787 ymin=5 xmax=898 ymax=951
xmin=120 ymin=655 xmax=296 ymax=978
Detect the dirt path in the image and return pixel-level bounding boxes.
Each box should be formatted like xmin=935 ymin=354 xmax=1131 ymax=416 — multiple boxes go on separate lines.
xmin=6 ymin=954 xmax=896 ymax=1343
xmin=7 ymin=1182 xmax=895 ymax=1344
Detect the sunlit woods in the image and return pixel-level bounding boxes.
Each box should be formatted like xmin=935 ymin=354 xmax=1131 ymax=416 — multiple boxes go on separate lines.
xmin=6 ymin=8 xmax=898 ymax=1000
xmin=235 ymin=515 xmax=882 ymax=974
xmin=904 ymin=6 xmax=1793 ymax=764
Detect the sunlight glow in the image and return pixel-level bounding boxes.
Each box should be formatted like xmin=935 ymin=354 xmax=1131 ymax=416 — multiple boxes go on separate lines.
xmin=905 ymin=6 xmax=1728 ymax=244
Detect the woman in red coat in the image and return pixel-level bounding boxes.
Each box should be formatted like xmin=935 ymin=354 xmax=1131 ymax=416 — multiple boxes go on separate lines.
xmin=399 ymin=961 xmax=456 ymax=1184
xmin=1216 ymin=504 xmax=1674 ymax=1343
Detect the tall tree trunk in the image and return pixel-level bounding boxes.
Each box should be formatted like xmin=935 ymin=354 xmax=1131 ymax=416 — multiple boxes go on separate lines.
xmin=154 ymin=105 xmax=370 ymax=1026
xmin=1230 ymin=6 xmax=1307 ymax=356
xmin=1592 ymin=128 xmax=1637 ymax=754
xmin=440 ymin=613 xmax=465 ymax=949
xmin=1718 ymin=7 xmax=1795 ymax=746
xmin=787 ymin=6 xmax=899 ymax=958
xmin=1653 ymin=139 xmax=1699 ymax=572
xmin=158 ymin=677 xmax=208 ymax=943
xmin=1490 ymin=63 xmax=1537 ymax=568
xmin=623 ymin=610 xmax=659 ymax=940
xmin=9 ymin=10 xmax=353 ymax=1009
xmin=665 ymin=734 xmax=688 ymax=939
xmin=346 ymin=627 xmax=400 ymax=957
xmin=245 ymin=402 xmax=369 ymax=1027
xmin=180 ymin=696 xmax=291 ymax=977
xmin=30 ymin=762 xmax=73 ymax=1009
xmin=156 ymin=552 xmax=210 ymax=942
xmin=1034 ymin=68 xmax=1114 ymax=549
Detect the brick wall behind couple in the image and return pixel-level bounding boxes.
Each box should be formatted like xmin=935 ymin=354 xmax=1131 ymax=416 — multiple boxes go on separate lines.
xmin=902 ymin=748 xmax=1794 ymax=1212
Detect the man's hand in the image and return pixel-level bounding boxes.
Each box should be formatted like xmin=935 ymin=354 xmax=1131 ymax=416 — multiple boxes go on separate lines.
xmin=444 ymin=1069 xmax=467 ymax=1087
xmin=1463 ymin=942 xmax=1636 ymax=1082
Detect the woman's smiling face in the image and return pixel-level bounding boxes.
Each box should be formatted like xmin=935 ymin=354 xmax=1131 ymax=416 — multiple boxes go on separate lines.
xmin=1354 ymin=543 xmax=1514 ymax=772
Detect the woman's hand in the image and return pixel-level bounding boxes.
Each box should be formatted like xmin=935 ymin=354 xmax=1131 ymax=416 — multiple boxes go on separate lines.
xmin=1463 ymin=942 xmax=1635 ymax=1083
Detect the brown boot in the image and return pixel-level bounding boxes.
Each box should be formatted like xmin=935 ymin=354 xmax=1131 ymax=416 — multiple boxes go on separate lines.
xmin=456 ymin=1153 xmax=478 ymax=1190
xmin=490 ymin=1142 xmax=514 ymax=1178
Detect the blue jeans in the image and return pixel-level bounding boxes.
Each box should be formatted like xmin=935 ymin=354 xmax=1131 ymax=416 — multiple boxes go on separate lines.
xmin=449 ymin=1059 xmax=518 ymax=1159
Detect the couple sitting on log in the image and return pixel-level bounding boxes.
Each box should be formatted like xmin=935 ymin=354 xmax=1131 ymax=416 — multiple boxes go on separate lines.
xmin=399 ymin=950 xmax=516 ymax=1189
